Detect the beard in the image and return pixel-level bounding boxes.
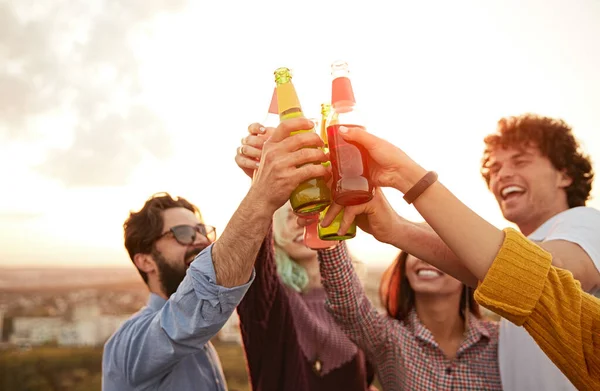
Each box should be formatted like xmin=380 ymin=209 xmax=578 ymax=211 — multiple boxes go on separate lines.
xmin=151 ymin=248 xmax=201 ymax=298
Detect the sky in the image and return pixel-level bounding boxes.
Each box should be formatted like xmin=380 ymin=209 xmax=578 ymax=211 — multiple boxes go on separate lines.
xmin=1 ymin=0 xmax=599 ymax=269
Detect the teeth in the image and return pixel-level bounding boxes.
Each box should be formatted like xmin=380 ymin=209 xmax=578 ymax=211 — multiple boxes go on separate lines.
xmin=417 ymin=270 xmax=441 ymax=277
xmin=501 ymin=185 xmax=525 ymax=198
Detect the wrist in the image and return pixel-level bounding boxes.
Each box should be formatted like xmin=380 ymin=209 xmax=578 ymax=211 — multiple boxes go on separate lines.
xmin=246 ymin=184 xmax=280 ymax=220
xmin=386 ymin=214 xmax=408 ymax=246
xmin=393 ymin=161 xmax=428 ymax=194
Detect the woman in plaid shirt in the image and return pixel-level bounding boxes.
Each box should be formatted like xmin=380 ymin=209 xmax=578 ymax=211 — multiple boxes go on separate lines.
xmin=310 ymin=233 xmax=502 ymax=390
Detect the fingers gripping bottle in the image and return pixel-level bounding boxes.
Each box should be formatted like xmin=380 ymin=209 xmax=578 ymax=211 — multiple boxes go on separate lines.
xmin=274 ymin=67 xmax=331 ymax=216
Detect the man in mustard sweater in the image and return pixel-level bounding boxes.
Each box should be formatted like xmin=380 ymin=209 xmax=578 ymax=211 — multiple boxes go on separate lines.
xmin=479 ymin=114 xmax=600 ymax=391
xmin=318 ymin=113 xmax=600 ymax=390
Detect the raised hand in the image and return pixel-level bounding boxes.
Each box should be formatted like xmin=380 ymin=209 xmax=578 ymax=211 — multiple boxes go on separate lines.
xmin=297 ymin=188 xmax=401 ymax=245
xmin=235 ymin=123 xmax=275 ymax=178
xmin=250 ymin=118 xmax=330 ymax=214
xmin=336 ymin=126 xmax=426 ymax=193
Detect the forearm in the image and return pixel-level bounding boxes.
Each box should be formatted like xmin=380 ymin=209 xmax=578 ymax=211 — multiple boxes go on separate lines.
xmin=319 ymin=244 xmax=387 ymax=350
xmin=474 ymin=228 xmax=600 ymax=391
xmin=389 ymin=217 xmax=478 ymax=287
xmin=212 ymin=188 xmax=274 ymax=287
xmin=394 ymin=163 xmax=504 ymax=282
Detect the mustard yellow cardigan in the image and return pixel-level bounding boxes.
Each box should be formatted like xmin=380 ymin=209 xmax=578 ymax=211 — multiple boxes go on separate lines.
xmin=474 ymin=228 xmax=600 ymax=391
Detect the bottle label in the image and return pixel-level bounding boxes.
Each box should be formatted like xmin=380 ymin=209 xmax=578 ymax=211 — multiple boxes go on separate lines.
xmin=277 ymin=82 xmax=302 ymax=116
xmin=332 ymin=77 xmax=356 ymax=108
xmin=268 ymin=88 xmax=278 ymax=114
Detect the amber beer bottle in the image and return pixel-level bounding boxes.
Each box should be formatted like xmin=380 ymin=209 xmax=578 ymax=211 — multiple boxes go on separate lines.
xmin=327 ymin=61 xmax=374 ymax=206
xmin=274 ymin=67 xmax=331 ymax=215
xmin=317 ymin=102 xmax=357 ymax=240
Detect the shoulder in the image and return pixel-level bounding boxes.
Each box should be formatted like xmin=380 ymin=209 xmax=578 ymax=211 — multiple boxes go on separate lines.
xmin=531 ymin=207 xmax=600 ymax=243
xmin=552 ymin=206 xmax=600 ymax=226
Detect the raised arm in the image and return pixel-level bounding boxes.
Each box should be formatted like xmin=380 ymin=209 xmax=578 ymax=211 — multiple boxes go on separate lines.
xmin=103 ymin=245 xmax=252 ymax=387
xmin=333 ymin=125 xmax=600 ymax=389
xmin=475 ymin=228 xmax=600 ymax=390
xmin=319 ymin=188 xmax=478 ymax=287
xmin=234 ymin=121 xmax=293 ymax=326
xmin=318 ymin=243 xmax=391 ymax=355
xmin=212 ymin=118 xmax=328 ymax=287
xmin=105 ymin=118 xmax=330 ymax=387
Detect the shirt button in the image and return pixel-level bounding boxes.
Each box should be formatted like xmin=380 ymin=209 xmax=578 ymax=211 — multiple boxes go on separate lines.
xmin=446 ymin=367 xmax=452 ymax=375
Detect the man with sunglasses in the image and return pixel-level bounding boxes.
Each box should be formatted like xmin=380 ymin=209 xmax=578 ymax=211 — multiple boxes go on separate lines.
xmin=102 ymin=117 xmax=329 ymax=391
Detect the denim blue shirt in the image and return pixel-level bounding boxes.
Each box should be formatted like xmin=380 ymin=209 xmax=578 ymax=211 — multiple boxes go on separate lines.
xmin=102 ymin=244 xmax=254 ymax=390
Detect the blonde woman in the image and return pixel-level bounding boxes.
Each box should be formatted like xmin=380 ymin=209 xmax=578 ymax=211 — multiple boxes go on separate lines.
xmin=234 ymin=122 xmax=376 ymax=391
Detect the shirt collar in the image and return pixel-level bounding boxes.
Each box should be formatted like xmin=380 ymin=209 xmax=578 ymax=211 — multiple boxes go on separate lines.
xmin=408 ymin=308 xmax=491 ymax=348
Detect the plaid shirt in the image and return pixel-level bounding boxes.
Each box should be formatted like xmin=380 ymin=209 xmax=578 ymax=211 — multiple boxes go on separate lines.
xmin=319 ymin=244 xmax=502 ymax=391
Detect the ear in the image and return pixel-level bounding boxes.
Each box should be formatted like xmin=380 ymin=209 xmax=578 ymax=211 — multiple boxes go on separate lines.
xmin=557 ymin=170 xmax=573 ymax=189
xmin=133 ymin=253 xmax=157 ymax=275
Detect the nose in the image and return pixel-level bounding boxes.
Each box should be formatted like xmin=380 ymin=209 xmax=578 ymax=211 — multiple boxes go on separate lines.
xmin=491 ymin=165 xmax=515 ymax=190
xmin=192 ymin=233 xmax=211 ymax=247
xmin=497 ymin=162 xmax=517 ymax=179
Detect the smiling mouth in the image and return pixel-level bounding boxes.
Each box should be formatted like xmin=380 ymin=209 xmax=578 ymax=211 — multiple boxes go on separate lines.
xmin=416 ymin=269 xmax=443 ymax=278
xmin=293 ymin=234 xmax=304 ymax=243
xmin=500 ymin=185 xmax=526 ymax=201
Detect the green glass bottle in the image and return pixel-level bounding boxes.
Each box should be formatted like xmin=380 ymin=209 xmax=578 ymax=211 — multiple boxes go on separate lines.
xmin=274 ymin=67 xmax=331 ymax=216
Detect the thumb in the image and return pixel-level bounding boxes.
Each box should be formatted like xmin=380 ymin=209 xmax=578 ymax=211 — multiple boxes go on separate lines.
xmin=338 ymin=126 xmax=380 ymax=151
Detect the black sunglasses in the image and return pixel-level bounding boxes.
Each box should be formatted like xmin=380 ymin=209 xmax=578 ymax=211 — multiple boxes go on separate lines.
xmin=157 ymin=224 xmax=217 ymax=246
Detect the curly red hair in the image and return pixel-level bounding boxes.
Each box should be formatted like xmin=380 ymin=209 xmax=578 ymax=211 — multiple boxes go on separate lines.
xmin=481 ymin=113 xmax=594 ymax=208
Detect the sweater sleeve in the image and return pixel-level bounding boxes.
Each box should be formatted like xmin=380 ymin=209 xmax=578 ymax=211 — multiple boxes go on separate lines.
xmin=474 ymin=228 xmax=600 ymax=391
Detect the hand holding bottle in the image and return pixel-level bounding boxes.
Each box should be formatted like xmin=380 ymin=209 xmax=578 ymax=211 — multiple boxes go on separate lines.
xmin=298 ymin=188 xmax=401 ymax=245
xmin=249 ymin=117 xmax=330 ymax=215
xmin=332 ymin=125 xmax=427 ymax=193
xmin=235 ymin=122 xmax=274 ymax=178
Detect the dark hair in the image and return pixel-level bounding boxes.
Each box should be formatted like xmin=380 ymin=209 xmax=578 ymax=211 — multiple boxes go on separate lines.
xmin=481 ymin=113 xmax=594 ymax=208
xmin=379 ymin=251 xmax=480 ymax=322
xmin=123 ymin=192 xmax=200 ymax=284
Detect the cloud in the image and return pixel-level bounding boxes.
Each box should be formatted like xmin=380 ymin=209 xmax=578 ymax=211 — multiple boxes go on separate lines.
xmin=0 ymin=0 xmax=186 ymax=187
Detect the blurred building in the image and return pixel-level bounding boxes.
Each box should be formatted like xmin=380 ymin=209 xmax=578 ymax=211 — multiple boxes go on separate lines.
xmin=8 ymin=302 xmax=131 ymax=347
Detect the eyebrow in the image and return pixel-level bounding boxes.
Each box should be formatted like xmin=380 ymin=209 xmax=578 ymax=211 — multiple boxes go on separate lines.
xmin=511 ymin=151 xmax=534 ymax=160
xmin=486 ymin=150 xmax=534 ymax=168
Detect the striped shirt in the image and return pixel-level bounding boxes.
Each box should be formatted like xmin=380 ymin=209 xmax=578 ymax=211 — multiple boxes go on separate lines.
xmin=319 ymin=243 xmax=502 ymax=391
